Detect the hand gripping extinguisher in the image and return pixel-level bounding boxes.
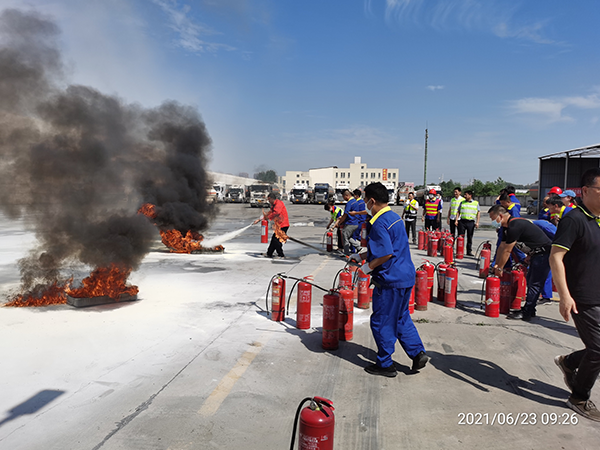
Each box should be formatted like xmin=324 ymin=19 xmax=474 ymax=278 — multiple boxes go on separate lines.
xmin=484 ymin=275 xmax=500 ymax=317
xmin=456 ymin=235 xmax=465 ymax=259
xmin=326 ymin=231 xmax=333 ymax=252
xmin=261 ymin=219 xmax=269 ymax=243
xmin=290 ymin=397 xmax=335 ymax=450
xmin=271 ymin=276 xmax=286 ymax=321
xmin=360 ymin=222 xmax=367 ymax=247
xmin=296 ymin=277 xmax=312 ymax=330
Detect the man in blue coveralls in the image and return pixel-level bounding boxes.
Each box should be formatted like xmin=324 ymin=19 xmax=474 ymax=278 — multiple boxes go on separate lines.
xmin=350 ymin=182 xmax=429 ymax=377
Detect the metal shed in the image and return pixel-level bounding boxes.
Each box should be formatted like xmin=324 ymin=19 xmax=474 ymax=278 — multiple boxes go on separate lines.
xmin=538 ymin=143 xmax=600 ymax=199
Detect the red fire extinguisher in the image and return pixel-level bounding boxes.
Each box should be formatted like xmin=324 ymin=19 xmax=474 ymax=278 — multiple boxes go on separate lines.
xmin=356 ymin=269 xmax=370 ymax=309
xmin=479 ymin=247 xmax=491 ymax=278
xmin=417 ymin=230 xmax=425 ymax=250
xmin=422 ymin=261 xmax=435 ymax=302
xmin=338 ymin=269 xmax=352 ymax=290
xmin=291 ymin=397 xmax=335 ymax=450
xmin=326 ymin=231 xmax=333 ymax=252
xmin=322 ymin=292 xmax=340 ymax=350
xmin=271 ymin=276 xmax=286 ymax=321
xmin=485 ymin=276 xmax=500 ymax=317
xmin=338 ymin=288 xmax=354 ymax=341
xmin=361 ymin=222 xmax=367 ymax=247
xmin=444 ymin=243 xmax=453 ymax=264
xmin=511 ymin=266 xmax=526 ymax=311
xmin=436 ymin=263 xmax=447 ymax=303
xmin=415 ymin=269 xmax=428 ymax=311
xmin=444 ymin=266 xmax=458 ymax=308
xmin=296 ymin=278 xmax=312 ymax=330
xmin=429 ymin=236 xmax=438 ymax=257
xmin=261 ymin=219 xmax=269 ymax=243
xmin=499 ymin=270 xmax=513 ymax=314
xmin=456 ymin=235 xmax=465 ymax=259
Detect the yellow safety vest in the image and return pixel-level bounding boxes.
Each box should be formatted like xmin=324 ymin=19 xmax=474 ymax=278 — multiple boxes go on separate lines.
xmin=449 ymin=196 xmax=464 ymax=218
xmin=405 ymin=199 xmax=418 ymax=214
xmin=458 ymin=200 xmax=479 ymax=220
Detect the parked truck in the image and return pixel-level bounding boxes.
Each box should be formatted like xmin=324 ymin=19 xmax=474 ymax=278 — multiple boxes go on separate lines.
xmin=248 ymin=183 xmax=279 ymax=208
xmin=334 ymin=181 xmax=351 ymax=204
xmin=395 ymin=182 xmax=414 ymax=205
xmin=382 ymin=182 xmax=396 ymax=205
xmin=213 ymin=183 xmax=228 ymax=203
xmin=226 ymin=184 xmax=247 ymax=203
xmin=313 ymin=183 xmax=335 ymax=204
xmin=289 ymin=184 xmax=314 ymax=204
xmin=415 ymin=185 xmax=442 ymax=205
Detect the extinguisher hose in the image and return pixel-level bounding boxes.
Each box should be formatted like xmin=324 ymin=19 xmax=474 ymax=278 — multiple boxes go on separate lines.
xmin=286 ymin=279 xmax=301 ymax=314
xmin=290 ymin=397 xmax=313 ymax=450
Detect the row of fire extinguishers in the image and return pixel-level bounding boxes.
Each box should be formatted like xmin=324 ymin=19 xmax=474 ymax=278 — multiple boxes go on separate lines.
xmin=417 ymin=228 xmax=466 ymax=262
xmin=266 ymin=263 xmax=374 ymax=450
xmin=413 ymin=260 xmax=459 ymax=312
xmin=475 ymin=240 xmax=528 ymax=317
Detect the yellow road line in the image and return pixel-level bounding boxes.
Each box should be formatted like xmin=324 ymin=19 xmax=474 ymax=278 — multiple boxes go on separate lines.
xmin=198 ymin=337 xmax=269 ymax=417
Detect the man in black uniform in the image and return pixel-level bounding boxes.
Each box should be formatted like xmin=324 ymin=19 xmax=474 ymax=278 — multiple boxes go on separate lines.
xmin=488 ymin=205 xmax=551 ymax=321
xmin=550 ymin=168 xmax=600 ymax=422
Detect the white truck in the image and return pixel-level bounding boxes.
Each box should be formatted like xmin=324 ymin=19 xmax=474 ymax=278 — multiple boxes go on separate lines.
xmin=226 ymin=184 xmax=247 ymax=203
xmin=213 ymin=183 xmax=228 ymax=203
xmin=396 ymin=182 xmax=414 ymax=205
xmin=416 ymin=185 xmax=442 ymax=205
xmin=249 ymin=183 xmax=278 ymax=208
xmin=289 ymin=184 xmax=314 ymax=204
xmin=334 ymin=182 xmax=351 ymax=204
xmin=383 ymin=182 xmax=396 ymax=205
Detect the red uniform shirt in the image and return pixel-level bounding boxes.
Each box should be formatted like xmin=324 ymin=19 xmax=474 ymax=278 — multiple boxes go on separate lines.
xmin=267 ymin=199 xmax=289 ymax=227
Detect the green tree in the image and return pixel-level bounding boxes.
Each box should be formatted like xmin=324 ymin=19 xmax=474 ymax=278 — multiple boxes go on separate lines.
xmin=255 ymin=169 xmax=278 ymax=183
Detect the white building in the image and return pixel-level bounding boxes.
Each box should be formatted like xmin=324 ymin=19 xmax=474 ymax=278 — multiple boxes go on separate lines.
xmin=279 ymin=157 xmax=399 ymax=193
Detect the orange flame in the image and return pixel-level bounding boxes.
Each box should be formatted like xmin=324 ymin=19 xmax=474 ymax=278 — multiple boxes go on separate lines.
xmin=5 ymin=281 xmax=69 ymax=307
xmin=66 ymin=264 xmax=138 ymax=300
xmin=274 ymin=221 xmax=288 ymax=244
xmin=137 ymin=203 xmax=157 ymax=219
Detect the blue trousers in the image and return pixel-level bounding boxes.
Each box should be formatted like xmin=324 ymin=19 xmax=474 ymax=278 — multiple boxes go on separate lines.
xmin=370 ymin=286 xmax=425 ymax=368
xmin=522 ymin=251 xmax=551 ymax=317
xmin=542 ymin=270 xmax=553 ymax=299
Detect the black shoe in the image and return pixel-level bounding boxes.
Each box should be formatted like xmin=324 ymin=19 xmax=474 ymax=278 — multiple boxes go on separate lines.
xmin=466 ymin=252 xmax=474 ymax=256
xmin=507 ymin=310 xmax=534 ymax=321
xmin=567 ymin=397 xmax=600 ymax=422
xmin=262 ymin=253 xmax=273 ymax=258
xmin=411 ymin=351 xmax=430 ymax=372
xmin=554 ymin=355 xmax=575 ymax=392
xmin=364 ymin=363 xmax=397 ymax=378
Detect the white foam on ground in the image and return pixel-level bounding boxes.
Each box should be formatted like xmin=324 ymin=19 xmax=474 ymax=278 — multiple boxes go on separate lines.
xmin=201 ymin=224 xmax=253 ymax=247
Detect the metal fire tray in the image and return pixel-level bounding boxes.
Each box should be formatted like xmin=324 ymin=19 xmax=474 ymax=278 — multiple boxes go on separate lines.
xmin=66 ymin=293 xmax=138 ymax=308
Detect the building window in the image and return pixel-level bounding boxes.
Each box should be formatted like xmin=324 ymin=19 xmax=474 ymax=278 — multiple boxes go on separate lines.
xmin=336 ymin=173 xmax=338 ymax=178
xmin=361 ymin=173 xmax=364 ymax=179
xmin=378 ymin=173 xmax=381 ymax=179
xmin=361 ymin=166 xmax=365 ymax=169
xmin=341 ymin=172 xmax=345 ymax=178
xmin=371 ymin=173 xmax=375 ymax=179
xmin=296 ymin=174 xmax=299 ymax=178
xmin=347 ymin=173 xmax=350 ymax=178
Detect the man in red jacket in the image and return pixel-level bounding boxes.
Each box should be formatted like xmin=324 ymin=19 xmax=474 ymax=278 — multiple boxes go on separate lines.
xmin=253 ymin=192 xmax=290 ymax=258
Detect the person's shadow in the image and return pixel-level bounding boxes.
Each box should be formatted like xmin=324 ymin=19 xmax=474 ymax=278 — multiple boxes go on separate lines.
xmin=0 ymin=390 xmax=65 ymax=427
xmin=427 ymin=351 xmax=568 ymax=407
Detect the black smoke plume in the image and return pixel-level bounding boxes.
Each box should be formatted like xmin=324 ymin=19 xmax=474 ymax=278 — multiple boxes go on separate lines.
xmin=0 ymin=9 xmax=216 ymax=293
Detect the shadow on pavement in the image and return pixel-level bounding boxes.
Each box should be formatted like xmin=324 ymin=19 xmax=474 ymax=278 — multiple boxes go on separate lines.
xmin=0 ymin=389 xmax=65 ymax=428
xmin=427 ymin=351 xmax=569 ymax=407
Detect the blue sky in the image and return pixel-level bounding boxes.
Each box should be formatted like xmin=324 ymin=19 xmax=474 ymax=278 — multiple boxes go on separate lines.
xmin=5 ymin=0 xmax=600 ymax=185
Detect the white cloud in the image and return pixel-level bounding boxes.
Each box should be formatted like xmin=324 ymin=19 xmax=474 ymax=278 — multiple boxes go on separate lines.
xmin=508 ymin=90 xmax=600 ymax=124
xmin=426 ymin=85 xmax=444 ymax=91
xmin=370 ymin=0 xmax=558 ymax=45
xmin=152 ymin=0 xmax=236 ymax=54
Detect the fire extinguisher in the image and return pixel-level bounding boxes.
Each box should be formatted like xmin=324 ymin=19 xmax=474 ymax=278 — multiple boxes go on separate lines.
xmin=417 ymin=230 xmax=425 ymax=250
xmin=261 ymin=219 xmax=269 ymax=243
xmin=356 ymin=269 xmax=370 ymax=309
xmin=361 ymin=222 xmax=367 ymax=247
xmin=511 ymin=265 xmax=526 ymax=311
xmin=322 ymin=292 xmax=340 ymax=350
xmin=421 ymin=261 xmax=435 ymax=302
xmin=296 ymin=278 xmax=312 ymax=330
xmin=456 ymin=235 xmax=465 ymax=259
xmin=415 ymin=269 xmax=428 ymax=311
xmin=271 ymin=276 xmax=286 ymax=321
xmin=444 ymin=265 xmax=458 ymax=308
xmin=290 ymin=397 xmax=335 ymax=450
xmin=436 ymin=263 xmax=448 ymax=303
xmin=338 ymin=288 xmax=354 ymax=341
xmin=499 ymin=270 xmax=513 ymax=314
xmin=478 ymin=247 xmax=491 ymax=278
xmin=484 ymin=276 xmax=500 ymax=317
xmin=338 ymin=269 xmax=352 ymax=290
xmin=326 ymin=231 xmax=333 ymax=252
xmin=429 ymin=236 xmax=438 ymax=257
xmin=444 ymin=242 xmax=453 ymax=264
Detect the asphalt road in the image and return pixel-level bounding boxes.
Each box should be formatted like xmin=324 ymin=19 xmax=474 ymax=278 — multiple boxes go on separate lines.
xmin=0 ymin=203 xmax=598 ymax=450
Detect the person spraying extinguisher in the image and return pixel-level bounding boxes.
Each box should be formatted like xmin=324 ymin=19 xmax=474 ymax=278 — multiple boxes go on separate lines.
xmin=324 ymin=199 xmax=343 ymax=251
xmin=253 ymin=192 xmax=289 ymax=258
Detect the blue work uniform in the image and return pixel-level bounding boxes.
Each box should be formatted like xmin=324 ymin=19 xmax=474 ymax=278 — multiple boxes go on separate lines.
xmin=367 ymin=206 xmax=425 ymax=368
xmin=352 ymin=198 xmax=366 ymax=240
xmin=344 ymin=198 xmax=358 ymax=226
xmin=534 ymin=220 xmax=557 ymax=300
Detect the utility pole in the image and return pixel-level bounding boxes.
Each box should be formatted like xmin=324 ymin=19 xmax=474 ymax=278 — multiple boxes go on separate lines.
xmin=423 ymin=127 xmax=428 ymax=187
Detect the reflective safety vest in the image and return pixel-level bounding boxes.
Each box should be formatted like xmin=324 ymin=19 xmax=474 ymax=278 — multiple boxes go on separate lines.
xmin=449 ymin=196 xmax=464 ymax=219
xmin=458 ymin=200 xmax=479 ymax=220
xmin=330 ymin=205 xmax=343 ymax=221
xmin=424 ymin=199 xmax=440 ymax=218
xmin=404 ymin=199 xmax=418 ymax=217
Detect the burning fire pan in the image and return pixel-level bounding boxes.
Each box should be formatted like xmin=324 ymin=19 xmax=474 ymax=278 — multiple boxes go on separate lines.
xmin=66 ymin=293 xmax=138 ymax=308
xmin=190 ymin=246 xmax=225 ymax=254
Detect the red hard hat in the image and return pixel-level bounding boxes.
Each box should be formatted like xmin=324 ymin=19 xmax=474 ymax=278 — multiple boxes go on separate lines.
xmin=548 ymin=186 xmax=563 ymax=195
xmin=428 ymin=189 xmax=436 ymax=194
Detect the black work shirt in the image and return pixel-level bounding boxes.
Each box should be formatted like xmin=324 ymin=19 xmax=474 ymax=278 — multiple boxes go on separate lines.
xmin=502 ymin=218 xmax=551 ymax=250
xmin=553 ymin=204 xmax=600 ymax=305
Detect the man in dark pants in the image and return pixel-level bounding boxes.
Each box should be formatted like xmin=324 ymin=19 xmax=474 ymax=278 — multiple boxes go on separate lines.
xmin=350 ymin=182 xmax=428 ymax=377
xmin=488 ymin=205 xmax=551 ymax=321
xmin=550 ymin=168 xmax=600 ymax=422
xmin=455 ymin=189 xmax=480 ymax=256
xmin=402 ymin=191 xmax=419 ymax=244
xmin=253 ymin=192 xmax=289 ymax=258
